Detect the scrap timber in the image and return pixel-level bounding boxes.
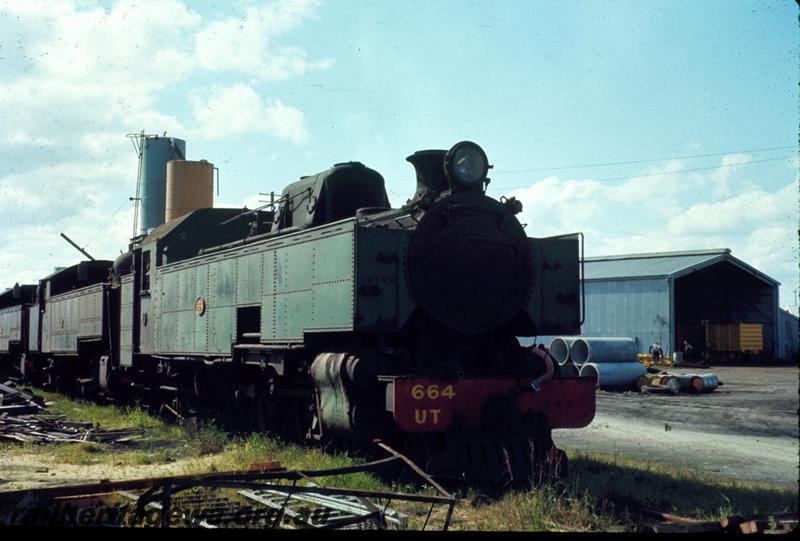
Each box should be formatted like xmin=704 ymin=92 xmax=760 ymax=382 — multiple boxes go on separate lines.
xmin=629 ymin=506 xmax=798 ymax=534
xmin=0 ymin=382 xmax=45 ymax=415
xmin=0 ymin=382 xmax=142 ymax=444
xmin=0 ymin=413 xmax=143 ymax=445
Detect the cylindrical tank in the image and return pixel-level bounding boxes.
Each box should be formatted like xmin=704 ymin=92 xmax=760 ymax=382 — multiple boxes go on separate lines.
xmin=570 ymin=337 xmax=638 ymax=366
xmin=137 ymin=136 xmax=186 ymax=236
xmin=660 ymin=376 xmax=682 ymax=394
xmin=165 ymin=160 xmax=214 ymax=222
xmin=579 ymin=362 xmax=647 ymax=390
xmin=549 ymin=338 xmax=576 ymax=365
xmin=691 ymin=374 xmax=719 ymax=393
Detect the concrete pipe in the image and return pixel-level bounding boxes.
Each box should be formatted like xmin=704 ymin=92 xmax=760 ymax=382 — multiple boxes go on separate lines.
xmin=570 ymin=337 xmax=638 ymax=366
xmin=548 ymin=338 xmax=576 ymax=365
xmin=558 ymin=361 xmax=579 ymax=377
xmin=578 ymin=361 xmax=647 ymax=390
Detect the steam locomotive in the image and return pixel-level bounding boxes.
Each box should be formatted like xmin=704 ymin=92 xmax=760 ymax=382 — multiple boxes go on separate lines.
xmin=0 ymin=141 xmax=595 ymax=485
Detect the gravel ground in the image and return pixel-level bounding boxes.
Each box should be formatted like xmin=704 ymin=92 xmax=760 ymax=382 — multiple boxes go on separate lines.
xmin=0 ymin=453 xmax=221 ymax=493
xmin=553 ymin=366 xmax=799 ymax=488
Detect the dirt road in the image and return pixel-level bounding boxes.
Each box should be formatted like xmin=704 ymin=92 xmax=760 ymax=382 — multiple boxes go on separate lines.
xmin=553 ymin=366 xmax=799 ymax=488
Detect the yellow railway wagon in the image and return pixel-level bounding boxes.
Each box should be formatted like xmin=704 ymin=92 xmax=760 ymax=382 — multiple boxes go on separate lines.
xmin=705 ymin=322 xmax=763 ymax=353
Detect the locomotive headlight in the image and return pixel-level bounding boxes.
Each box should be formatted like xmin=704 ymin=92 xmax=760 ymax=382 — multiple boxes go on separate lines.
xmin=444 ymin=141 xmax=489 ymax=189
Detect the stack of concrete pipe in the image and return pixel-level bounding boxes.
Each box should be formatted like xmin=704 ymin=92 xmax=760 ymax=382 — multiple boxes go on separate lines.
xmin=547 ymin=338 xmax=579 ymax=376
xmin=549 ymin=337 xmax=646 ymax=389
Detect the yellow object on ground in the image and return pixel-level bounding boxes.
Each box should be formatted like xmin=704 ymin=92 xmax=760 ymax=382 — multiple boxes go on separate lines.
xmin=638 ymin=353 xmax=672 ymax=368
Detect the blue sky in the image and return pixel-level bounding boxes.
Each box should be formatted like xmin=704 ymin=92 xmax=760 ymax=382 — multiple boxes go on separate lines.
xmin=0 ymin=0 xmax=797 ymax=312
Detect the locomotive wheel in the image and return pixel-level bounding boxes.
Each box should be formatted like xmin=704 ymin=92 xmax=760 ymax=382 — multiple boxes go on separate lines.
xmin=48 ymin=358 xmax=70 ymax=394
xmin=223 ymin=385 xmax=247 ymax=433
xmin=222 ymin=393 xmax=237 ymax=431
xmin=17 ymin=354 xmax=26 ymax=382
xmin=274 ymin=398 xmax=311 ymax=444
xmin=254 ymin=388 xmax=272 ymax=433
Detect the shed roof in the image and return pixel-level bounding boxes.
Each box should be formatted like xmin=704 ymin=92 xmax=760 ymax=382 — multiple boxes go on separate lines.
xmin=584 ymin=248 xmax=779 ymax=286
xmin=779 ymin=308 xmax=799 ymax=322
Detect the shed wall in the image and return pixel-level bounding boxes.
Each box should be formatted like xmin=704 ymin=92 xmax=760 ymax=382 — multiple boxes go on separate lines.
xmin=777 ymin=310 xmax=799 ymax=361
xmin=581 ymin=278 xmax=672 ymax=355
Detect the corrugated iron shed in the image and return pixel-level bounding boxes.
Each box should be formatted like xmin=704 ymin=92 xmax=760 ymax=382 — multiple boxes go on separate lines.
xmin=777 ymin=309 xmax=799 ymax=361
xmin=543 ymin=249 xmax=782 ymax=360
xmin=584 ymin=248 xmax=779 ymax=286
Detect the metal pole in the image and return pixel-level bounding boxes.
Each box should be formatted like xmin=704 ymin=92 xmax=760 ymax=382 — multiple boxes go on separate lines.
xmin=59 ymin=233 xmax=96 ymax=261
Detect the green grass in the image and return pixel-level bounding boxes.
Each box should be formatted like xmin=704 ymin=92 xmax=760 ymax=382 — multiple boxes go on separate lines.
xmin=51 ymin=442 xmax=105 ymax=465
xmin=5 ymin=387 xmax=797 ymax=531
xmin=565 ymin=451 xmax=797 ymax=520
xmin=449 ymin=484 xmax=620 ymax=532
xmin=445 ymin=452 xmax=797 ymax=531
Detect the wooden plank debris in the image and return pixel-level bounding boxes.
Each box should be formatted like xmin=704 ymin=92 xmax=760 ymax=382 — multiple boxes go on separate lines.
xmin=0 ymin=412 xmax=143 ymax=445
xmin=0 ymin=382 xmax=45 ymax=411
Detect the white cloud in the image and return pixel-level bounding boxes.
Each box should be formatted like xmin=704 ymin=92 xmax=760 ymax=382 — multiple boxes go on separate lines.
xmin=27 ymin=0 xmax=201 ymax=87
xmin=508 ymin=159 xmax=799 ymax=311
xmin=192 ymin=84 xmax=309 ymax=143
xmin=2 ymin=130 xmax=58 ymax=147
xmin=0 ymin=0 xmax=328 ymax=288
xmin=0 ymin=1 xmax=324 ymax=146
xmin=710 ymin=153 xmax=753 ymax=198
xmin=665 ymin=184 xmax=793 ymax=237
xmin=195 ymin=0 xmax=333 ymax=80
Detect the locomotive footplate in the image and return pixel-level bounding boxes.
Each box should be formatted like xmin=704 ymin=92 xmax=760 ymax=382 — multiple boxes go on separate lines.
xmin=382 ymin=375 xmax=596 ymax=433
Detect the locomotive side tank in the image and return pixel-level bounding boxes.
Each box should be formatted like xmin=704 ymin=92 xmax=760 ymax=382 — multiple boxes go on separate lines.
xmin=37 ymin=260 xmax=115 ymax=393
xmin=0 ymin=284 xmax=37 ymax=377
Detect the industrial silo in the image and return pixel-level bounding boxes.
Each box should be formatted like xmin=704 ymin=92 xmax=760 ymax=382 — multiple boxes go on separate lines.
xmin=135 ymin=135 xmax=186 ymax=236
xmin=165 ymin=159 xmax=215 ymax=222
